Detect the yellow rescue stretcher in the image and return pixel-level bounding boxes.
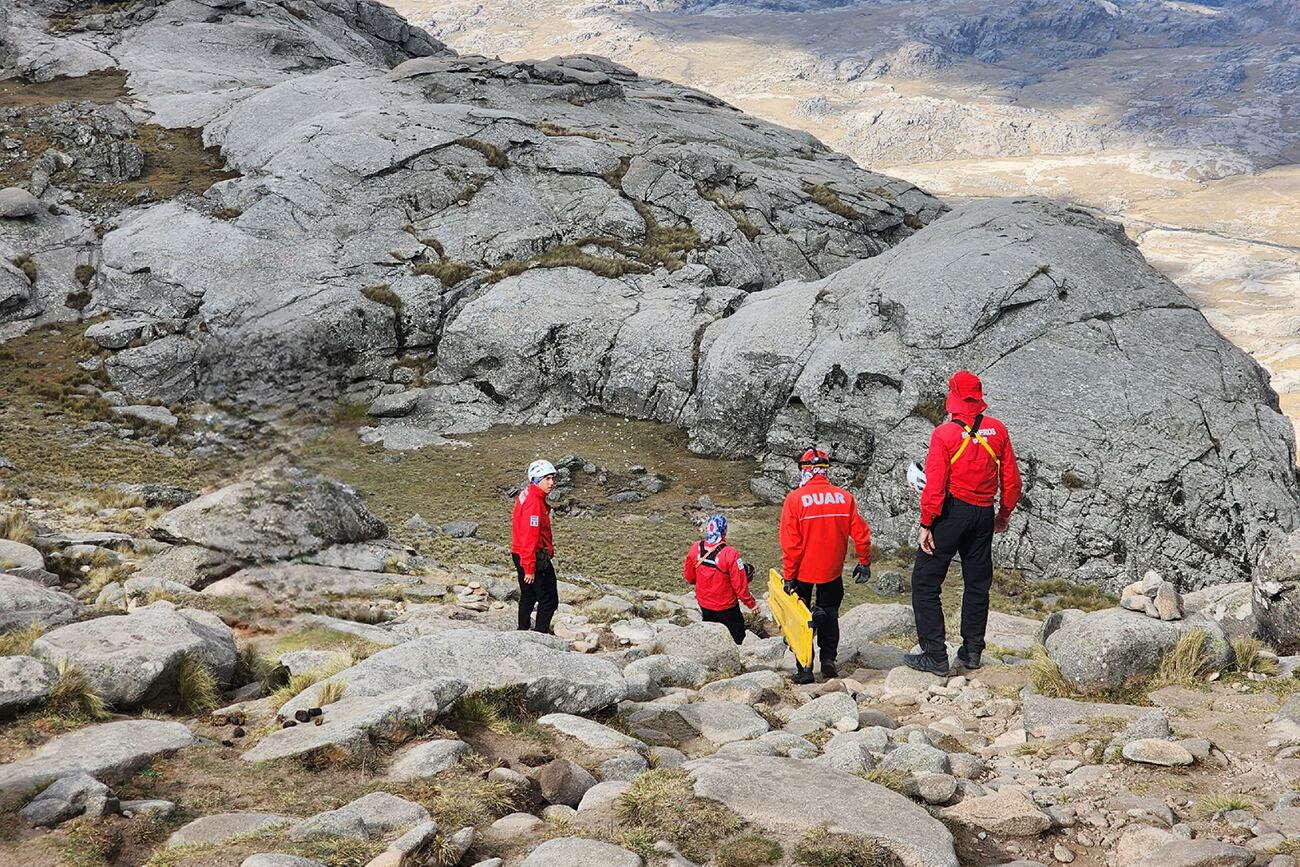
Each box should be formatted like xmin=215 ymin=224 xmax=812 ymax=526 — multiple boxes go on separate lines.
xmin=767 ymin=568 xmax=816 ymax=669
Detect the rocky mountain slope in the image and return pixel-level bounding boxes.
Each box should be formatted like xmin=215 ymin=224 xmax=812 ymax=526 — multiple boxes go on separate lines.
xmin=405 ymin=0 xmax=1300 ymax=436
xmin=0 ymin=0 xmax=1296 ymax=588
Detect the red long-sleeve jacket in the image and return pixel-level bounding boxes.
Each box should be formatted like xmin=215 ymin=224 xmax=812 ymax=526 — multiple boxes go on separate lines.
xmin=779 ymin=475 xmax=872 ymax=585
xmin=683 ymin=541 xmax=757 ymax=612
xmin=920 ymin=413 xmax=1023 ymax=528
xmin=511 ymin=483 xmax=554 ymax=566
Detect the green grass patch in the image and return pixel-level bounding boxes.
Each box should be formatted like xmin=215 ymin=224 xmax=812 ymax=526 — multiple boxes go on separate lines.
xmin=716 ymin=834 xmax=784 ymax=867
xmin=272 ymin=626 xmax=384 ymax=660
xmin=1194 ymin=793 xmax=1257 ymax=817
xmin=615 ymin=768 xmax=744 ymax=861
xmin=794 ymin=828 xmax=902 ymax=867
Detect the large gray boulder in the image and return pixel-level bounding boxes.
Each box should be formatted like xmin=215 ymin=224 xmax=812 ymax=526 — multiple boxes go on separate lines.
xmin=0 ymin=655 xmax=56 ymax=719
xmin=30 ymin=602 xmax=236 ymax=710
xmin=273 ymin=627 xmax=625 ymax=723
xmin=520 ymin=838 xmax=642 ymax=867
xmin=0 ymin=574 xmax=83 ymax=633
xmin=152 ymin=466 xmax=387 ymax=563
xmin=166 ymin=813 xmax=296 ymax=847
xmin=1254 ymin=528 xmax=1300 ymax=652
xmin=685 ymin=754 xmax=958 ymax=867
xmin=203 ymin=563 xmax=419 ymax=602
xmin=0 ymin=540 xmax=44 ymax=571
xmin=1043 ymin=607 xmax=1233 ymax=694
xmin=0 ymin=719 xmax=198 ymax=798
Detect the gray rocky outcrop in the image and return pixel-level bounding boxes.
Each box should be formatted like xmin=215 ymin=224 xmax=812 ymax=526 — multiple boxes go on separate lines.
xmin=0 ymin=719 xmax=198 ymax=798
xmin=520 ymin=838 xmax=643 ymax=867
xmin=290 ymin=792 xmax=429 ymax=841
xmin=1043 ymin=607 xmax=1234 ymax=693
xmin=0 ymin=655 xmax=56 ymax=718
xmin=1254 ymin=528 xmax=1300 ymax=652
xmin=166 ymin=813 xmax=296 ymax=847
xmin=19 ymin=773 xmax=115 ymax=827
xmin=152 ymin=465 xmax=387 ymax=563
xmin=685 ymin=754 xmax=959 ymax=867
xmin=0 ymin=574 xmax=84 ymax=632
xmin=30 ymin=602 xmax=236 ymax=710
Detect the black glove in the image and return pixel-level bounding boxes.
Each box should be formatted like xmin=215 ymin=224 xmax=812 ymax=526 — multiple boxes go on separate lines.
xmin=783 ymin=578 xmax=798 ymax=596
xmin=535 ymin=549 xmax=552 ymax=572
xmin=853 ymin=563 xmax=871 ymax=585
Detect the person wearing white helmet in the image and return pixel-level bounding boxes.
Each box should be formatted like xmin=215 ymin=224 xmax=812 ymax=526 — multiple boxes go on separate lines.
xmin=512 ymin=458 xmax=558 ymax=633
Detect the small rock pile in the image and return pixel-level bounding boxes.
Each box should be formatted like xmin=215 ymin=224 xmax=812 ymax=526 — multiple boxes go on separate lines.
xmin=1120 ymin=571 xmax=1184 ymax=621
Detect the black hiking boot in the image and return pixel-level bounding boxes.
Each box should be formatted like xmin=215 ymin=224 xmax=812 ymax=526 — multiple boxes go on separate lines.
xmin=957 ymin=646 xmax=982 ymax=671
xmin=792 ymin=665 xmax=815 ymax=685
xmin=903 ymin=652 xmax=950 ymax=677
xmin=821 ymin=660 xmax=839 ymax=680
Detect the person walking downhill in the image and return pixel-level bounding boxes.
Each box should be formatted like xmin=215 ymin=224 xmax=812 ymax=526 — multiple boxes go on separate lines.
xmin=512 ymin=459 xmax=559 ymax=634
xmin=905 ymin=371 xmax=1023 ymax=676
xmin=779 ymin=448 xmax=873 ymax=683
xmin=683 ymin=514 xmax=757 ymax=645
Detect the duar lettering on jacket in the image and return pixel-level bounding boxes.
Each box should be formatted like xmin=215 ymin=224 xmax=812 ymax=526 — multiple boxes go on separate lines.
xmin=801 ymin=491 xmax=847 ymax=507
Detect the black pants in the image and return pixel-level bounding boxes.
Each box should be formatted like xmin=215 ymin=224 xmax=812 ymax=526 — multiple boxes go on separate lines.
xmin=513 ymin=552 xmax=558 ymax=634
xmin=794 ymin=577 xmax=844 ymax=665
xmin=911 ymin=497 xmax=994 ymax=660
xmin=701 ymin=604 xmax=747 ymax=645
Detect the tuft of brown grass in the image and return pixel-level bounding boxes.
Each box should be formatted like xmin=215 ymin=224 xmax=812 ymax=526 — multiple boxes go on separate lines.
xmin=1230 ymin=637 xmax=1277 ymax=675
xmin=1194 ymin=792 xmax=1257 ymax=817
xmin=1150 ymin=630 xmax=1217 ymax=690
xmin=793 ymin=828 xmax=901 ymax=867
xmin=11 ymin=254 xmax=37 ymax=283
xmin=177 ymin=652 xmax=220 ymax=715
xmin=0 ymin=622 xmax=44 ymax=656
xmin=397 ymin=763 xmax=518 ymax=830
xmin=413 ymin=259 xmax=476 ymax=288
xmin=0 ymin=509 xmax=35 ymax=544
xmin=861 ymin=768 xmax=908 ymax=795
xmin=45 ymin=658 xmax=111 ymax=722
xmin=716 ymin=834 xmax=784 ymax=867
xmin=453 ymin=137 xmax=508 ymax=169
xmin=803 ymin=183 xmax=860 ymax=221
xmin=316 ymin=678 xmax=345 ymax=707
xmin=615 ymin=768 xmax=744 ymax=860
xmin=74 ymin=263 xmax=96 ymax=287
xmin=1027 ymin=647 xmax=1077 ymax=698
xmin=268 ymin=654 xmax=355 ymax=711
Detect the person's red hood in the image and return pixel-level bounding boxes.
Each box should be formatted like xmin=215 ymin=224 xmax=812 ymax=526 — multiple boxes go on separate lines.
xmin=945 ymin=370 xmax=988 ymax=417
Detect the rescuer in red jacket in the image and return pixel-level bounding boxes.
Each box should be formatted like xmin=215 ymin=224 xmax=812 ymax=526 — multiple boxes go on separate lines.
xmin=779 ymin=448 xmax=873 ymax=683
xmin=512 ymin=458 xmax=558 ymax=633
xmin=906 ymin=370 xmax=1023 ymax=676
xmin=683 ymin=514 xmax=757 ymax=645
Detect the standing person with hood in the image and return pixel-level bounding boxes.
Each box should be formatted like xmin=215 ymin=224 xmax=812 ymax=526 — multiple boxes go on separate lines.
xmin=512 ymin=459 xmax=559 ymax=634
xmin=779 ymin=448 xmax=873 ymax=683
xmin=905 ymin=370 xmax=1023 ymax=676
xmin=683 ymin=514 xmax=758 ymax=644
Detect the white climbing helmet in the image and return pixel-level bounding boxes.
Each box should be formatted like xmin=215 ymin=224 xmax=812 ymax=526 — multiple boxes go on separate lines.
xmin=528 ymin=459 xmax=557 ymax=483
xmin=906 ymin=460 xmax=926 ymax=493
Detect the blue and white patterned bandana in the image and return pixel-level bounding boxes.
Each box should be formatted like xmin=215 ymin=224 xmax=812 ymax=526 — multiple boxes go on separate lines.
xmin=704 ymin=514 xmax=727 ymax=544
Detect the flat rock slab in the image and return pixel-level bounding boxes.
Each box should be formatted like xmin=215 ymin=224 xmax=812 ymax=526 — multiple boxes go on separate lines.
xmin=243 ymin=680 xmax=465 ymax=763
xmin=0 ymin=574 xmax=83 ymax=632
xmin=205 ymin=563 xmax=418 ymax=601
xmin=153 ymin=466 xmax=387 ymax=561
xmin=538 ymin=713 xmax=647 ymax=751
xmin=520 ymin=837 xmax=643 ymax=866
xmin=241 ymin=856 xmax=327 ymax=867
xmin=166 ymin=812 xmax=295 ymax=847
xmin=275 ymin=628 xmax=626 ymax=719
xmin=0 ymin=655 xmax=55 ymax=718
xmin=685 ymin=754 xmax=959 ymax=867
xmin=1022 ymin=694 xmax=1148 ymax=730
xmin=652 ymin=622 xmax=742 ymax=675
xmin=31 ymin=602 xmax=235 ymax=710
xmin=0 ymin=720 xmax=197 ymax=797
xmin=1122 ymin=738 xmax=1194 ymax=766
xmin=290 ymin=792 xmax=429 ymax=841
xmin=944 ymin=790 xmax=1053 ymax=836
xmin=386 ymin=739 xmax=470 ymax=780
xmin=677 ymin=700 xmax=769 ymax=745
xmin=1127 ymin=839 xmax=1253 ymax=867
xmin=0 ymin=540 xmax=44 ymax=571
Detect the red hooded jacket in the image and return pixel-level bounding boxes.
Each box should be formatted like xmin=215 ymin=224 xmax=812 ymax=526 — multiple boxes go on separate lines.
xmin=511 ymin=483 xmax=554 ymax=566
xmin=779 ymin=474 xmax=872 ymax=584
xmin=683 ymin=541 xmax=757 ymax=612
xmin=919 ymin=413 xmax=1022 ymax=527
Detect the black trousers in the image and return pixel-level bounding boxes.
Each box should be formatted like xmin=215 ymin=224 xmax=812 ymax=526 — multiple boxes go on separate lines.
xmin=911 ymin=497 xmax=995 ymax=660
xmin=513 ymin=552 xmax=558 ymax=634
xmin=701 ymin=604 xmax=747 ymax=645
xmin=794 ymin=577 xmax=844 ymax=665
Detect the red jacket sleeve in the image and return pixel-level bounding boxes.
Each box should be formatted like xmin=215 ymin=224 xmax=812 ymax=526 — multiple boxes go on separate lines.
xmin=683 ymin=547 xmax=697 ymax=586
xmin=998 ymin=426 xmax=1023 ymax=519
xmin=518 ymin=491 xmax=542 ymax=569
xmin=920 ymin=425 xmax=952 ymax=528
xmin=726 ymin=548 xmax=757 ymax=609
xmin=848 ymin=495 xmax=872 ymax=565
xmin=779 ymin=493 xmax=803 ymax=582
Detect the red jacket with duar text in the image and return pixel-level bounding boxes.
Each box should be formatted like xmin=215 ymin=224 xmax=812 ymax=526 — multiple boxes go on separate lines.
xmin=684 ymin=541 xmax=757 ymax=612
xmin=779 ymin=474 xmax=872 ymax=584
xmin=920 ymin=412 xmax=1023 ymax=528
xmin=511 ymin=483 xmax=554 ymax=563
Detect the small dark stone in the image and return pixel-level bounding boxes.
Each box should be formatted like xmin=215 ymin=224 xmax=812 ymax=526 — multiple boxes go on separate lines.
xmin=232 ymin=727 xmax=246 ymax=738
xmin=282 ymin=720 xmax=297 ymax=729
xmin=307 ymin=707 xmax=323 ymax=717
xmin=294 ymin=709 xmax=311 ymax=723
xmin=221 ymin=739 xmax=234 ymax=747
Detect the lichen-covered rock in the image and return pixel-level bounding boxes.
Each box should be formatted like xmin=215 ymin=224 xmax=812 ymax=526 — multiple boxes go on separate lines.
xmin=1254 ymin=528 xmax=1300 ymax=652
xmin=0 ymin=574 xmax=83 ymax=633
xmin=152 ymin=466 xmax=387 ymax=563
xmin=30 ymin=602 xmax=236 ymax=710
xmin=0 ymin=719 xmax=198 ymax=797
xmin=0 ymin=655 xmax=56 ymax=719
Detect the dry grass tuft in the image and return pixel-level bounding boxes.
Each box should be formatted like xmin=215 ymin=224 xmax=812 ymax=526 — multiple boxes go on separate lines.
xmin=716 ymin=834 xmax=784 ymax=867
xmin=413 ymin=259 xmax=476 ymax=288
xmin=11 ymin=254 xmax=37 ymax=283
xmin=1151 ymin=630 xmax=1217 ymax=690
xmin=316 ymin=678 xmax=346 ymax=707
xmin=1194 ymin=793 xmax=1258 ymax=817
xmin=861 ymin=768 xmax=908 ymax=795
xmin=615 ymin=768 xmax=744 ymax=860
xmin=803 ymin=183 xmax=860 ymax=221
xmin=269 ymin=654 xmax=355 ymax=711
xmin=793 ymin=828 xmax=901 ymax=867
xmin=0 ymin=509 xmax=36 ymax=545
xmin=177 ymin=652 xmax=220 ymax=715
xmin=46 ymin=658 xmax=111 ymax=721
xmin=1027 ymin=647 xmax=1076 ymax=698
xmin=0 ymin=622 xmax=44 ymax=656
xmin=453 ymin=137 xmax=509 ymax=169
xmin=398 ymin=764 xmax=518 ymax=830
xmin=1230 ymin=637 xmax=1277 ymax=675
